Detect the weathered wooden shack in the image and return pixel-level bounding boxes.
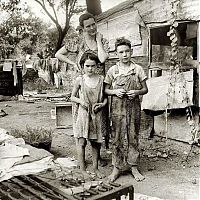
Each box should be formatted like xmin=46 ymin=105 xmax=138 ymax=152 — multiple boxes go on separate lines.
xmin=96 ymin=0 xmax=200 ymax=144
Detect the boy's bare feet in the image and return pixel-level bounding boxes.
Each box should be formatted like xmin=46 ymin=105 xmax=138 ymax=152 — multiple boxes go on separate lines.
xmin=107 ymin=167 xmax=120 ymax=182
xmin=99 ymin=158 xmax=107 ymax=167
xmin=131 ymin=166 xmax=145 ymax=182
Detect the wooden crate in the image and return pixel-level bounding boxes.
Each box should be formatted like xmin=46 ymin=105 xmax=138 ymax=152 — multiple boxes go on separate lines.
xmin=55 ymin=102 xmax=72 ymax=128
xmin=0 ymin=175 xmax=134 ymax=200
xmin=88 ymin=184 xmax=134 ymax=200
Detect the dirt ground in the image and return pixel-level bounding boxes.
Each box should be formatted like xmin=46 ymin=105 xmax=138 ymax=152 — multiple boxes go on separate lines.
xmin=0 ymin=96 xmax=199 ymax=200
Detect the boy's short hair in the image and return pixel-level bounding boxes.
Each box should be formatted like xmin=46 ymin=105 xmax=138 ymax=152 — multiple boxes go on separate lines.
xmin=79 ymin=12 xmax=96 ymax=27
xmin=79 ymin=51 xmax=100 ymax=68
xmin=115 ymin=37 xmax=131 ymax=51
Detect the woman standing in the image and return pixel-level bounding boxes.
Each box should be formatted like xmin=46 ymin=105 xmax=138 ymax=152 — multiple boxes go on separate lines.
xmin=55 ymin=12 xmax=109 ymax=73
xmin=55 ymin=12 xmax=109 ymax=168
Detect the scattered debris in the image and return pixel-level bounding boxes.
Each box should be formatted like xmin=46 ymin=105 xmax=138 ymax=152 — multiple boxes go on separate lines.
xmin=191 ymin=179 xmax=197 ymax=184
xmin=0 ymin=95 xmax=18 ymax=102
xmin=18 ymin=92 xmax=71 ymax=103
xmin=148 ymin=166 xmax=156 ymax=171
xmin=0 ymin=109 xmax=7 ymax=117
xmin=55 ymin=157 xmax=77 ymax=169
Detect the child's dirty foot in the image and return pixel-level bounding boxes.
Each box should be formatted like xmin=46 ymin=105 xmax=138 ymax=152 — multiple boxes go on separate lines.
xmin=93 ymin=169 xmax=106 ymax=179
xmin=131 ymin=166 xmax=145 ymax=182
xmin=81 ymin=171 xmax=91 ymax=180
xmin=107 ymin=167 xmax=120 ymax=182
xmin=99 ymin=158 xmax=107 ymax=167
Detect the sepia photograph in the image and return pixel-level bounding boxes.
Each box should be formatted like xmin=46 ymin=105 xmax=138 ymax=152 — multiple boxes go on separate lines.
xmin=0 ymin=0 xmax=199 ymax=199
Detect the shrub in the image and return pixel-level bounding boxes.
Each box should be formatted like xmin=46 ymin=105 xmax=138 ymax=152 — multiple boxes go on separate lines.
xmin=10 ymin=126 xmax=53 ymax=150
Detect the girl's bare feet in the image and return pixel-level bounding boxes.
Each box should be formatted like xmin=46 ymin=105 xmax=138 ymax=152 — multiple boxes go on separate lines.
xmin=99 ymin=158 xmax=107 ymax=167
xmin=107 ymin=167 xmax=120 ymax=182
xmin=131 ymin=166 xmax=145 ymax=182
xmin=81 ymin=170 xmax=91 ymax=180
xmin=93 ymin=169 xmax=106 ymax=179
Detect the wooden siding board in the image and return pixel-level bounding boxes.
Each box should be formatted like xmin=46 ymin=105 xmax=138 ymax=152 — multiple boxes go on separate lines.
xmin=136 ymin=0 xmax=200 ymax=23
xmin=154 ymin=111 xmax=197 ymax=143
xmin=97 ymin=13 xmax=148 ymax=57
xmin=97 ymin=0 xmax=200 ymax=25
xmin=177 ymin=0 xmax=200 ymax=21
xmin=136 ymin=0 xmax=171 ymax=23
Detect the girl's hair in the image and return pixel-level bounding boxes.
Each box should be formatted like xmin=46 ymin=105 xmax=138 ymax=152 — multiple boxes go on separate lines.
xmin=79 ymin=51 xmax=100 ymax=68
xmin=79 ymin=12 xmax=96 ymax=27
xmin=115 ymin=37 xmax=131 ymax=50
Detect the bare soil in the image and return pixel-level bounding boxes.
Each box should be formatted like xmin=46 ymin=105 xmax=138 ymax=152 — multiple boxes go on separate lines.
xmin=0 ymin=97 xmax=199 ymax=200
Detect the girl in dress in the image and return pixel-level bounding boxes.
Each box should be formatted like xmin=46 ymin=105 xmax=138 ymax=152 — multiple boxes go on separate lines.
xmin=71 ymin=51 xmax=107 ymax=178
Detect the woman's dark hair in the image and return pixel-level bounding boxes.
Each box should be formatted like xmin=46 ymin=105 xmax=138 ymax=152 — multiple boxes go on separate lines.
xmin=79 ymin=51 xmax=100 ymax=67
xmin=115 ymin=37 xmax=131 ymax=50
xmin=79 ymin=12 xmax=96 ymax=27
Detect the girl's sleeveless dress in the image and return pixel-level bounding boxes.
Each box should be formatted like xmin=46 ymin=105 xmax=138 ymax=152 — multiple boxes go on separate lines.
xmin=73 ymin=75 xmax=105 ymax=143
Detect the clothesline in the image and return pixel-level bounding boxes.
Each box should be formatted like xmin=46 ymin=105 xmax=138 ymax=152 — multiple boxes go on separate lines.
xmin=26 ymin=58 xmax=67 ymax=73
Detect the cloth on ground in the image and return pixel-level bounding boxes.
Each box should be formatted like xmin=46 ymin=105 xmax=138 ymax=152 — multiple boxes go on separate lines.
xmin=0 ymin=156 xmax=53 ymax=182
xmin=0 ymin=129 xmax=54 ymax=182
xmin=14 ymin=144 xmax=52 ymax=165
xmin=0 ymin=143 xmax=30 ymax=178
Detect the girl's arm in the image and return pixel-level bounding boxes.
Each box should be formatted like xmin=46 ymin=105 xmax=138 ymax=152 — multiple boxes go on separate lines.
xmin=71 ymin=77 xmax=88 ymax=110
xmin=102 ymin=97 xmax=107 ymax=106
xmin=70 ymin=78 xmax=82 ymax=104
xmin=92 ymin=97 xmax=108 ymax=113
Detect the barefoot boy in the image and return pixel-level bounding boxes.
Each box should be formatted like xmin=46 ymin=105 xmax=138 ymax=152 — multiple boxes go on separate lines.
xmin=104 ymin=38 xmax=148 ymax=182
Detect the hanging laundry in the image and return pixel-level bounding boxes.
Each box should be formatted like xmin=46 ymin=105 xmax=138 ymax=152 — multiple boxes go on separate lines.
xmin=32 ymin=59 xmax=40 ymax=71
xmin=50 ymin=58 xmax=59 ymax=72
xmin=3 ymin=62 xmax=12 ymax=71
xmin=12 ymin=61 xmax=18 ymax=86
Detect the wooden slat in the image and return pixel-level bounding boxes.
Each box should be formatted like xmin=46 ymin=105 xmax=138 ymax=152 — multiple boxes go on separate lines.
xmin=97 ymin=0 xmax=200 ymax=24
xmin=55 ymin=103 xmax=72 ymax=129
xmin=154 ymin=110 xmax=199 ymax=143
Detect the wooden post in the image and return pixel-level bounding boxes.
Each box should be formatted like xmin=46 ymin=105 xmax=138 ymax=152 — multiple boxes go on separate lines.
xmin=86 ymin=0 xmax=102 ymax=15
xmin=197 ymin=22 xmax=200 ymax=122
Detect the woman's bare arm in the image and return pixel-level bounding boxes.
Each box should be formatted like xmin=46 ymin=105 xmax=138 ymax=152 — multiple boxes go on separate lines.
xmin=55 ymin=46 xmax=78 ymax=71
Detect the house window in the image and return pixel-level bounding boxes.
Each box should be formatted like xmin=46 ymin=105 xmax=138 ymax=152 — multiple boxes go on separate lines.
xmin=149 ymin=22 xmax=197 ymax=78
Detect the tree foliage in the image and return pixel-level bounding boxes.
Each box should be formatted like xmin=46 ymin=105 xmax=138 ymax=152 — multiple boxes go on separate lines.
xmin=32 ymin=0 xmax=85 ymax=53
xmin=0 ymin=0 xmax=103 ymax=59
xmin=0 ymin=0 xmax=22 ymax=14
xmin=0 ymin=1 xmax=51 ymax=59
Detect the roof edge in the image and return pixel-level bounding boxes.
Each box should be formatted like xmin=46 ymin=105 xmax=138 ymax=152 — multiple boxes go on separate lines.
xmin=97 ymin=0 xmax=141 ymax=22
